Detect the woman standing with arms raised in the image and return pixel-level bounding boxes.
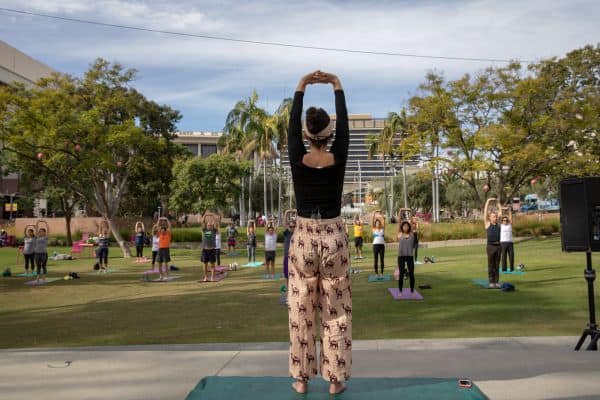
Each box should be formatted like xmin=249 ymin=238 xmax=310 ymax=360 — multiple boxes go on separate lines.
xmin=287 ymin=71 xmax=351 ymax=395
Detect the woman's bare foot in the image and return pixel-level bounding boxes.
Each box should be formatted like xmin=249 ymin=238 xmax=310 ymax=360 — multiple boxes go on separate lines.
xmin=292 ymin=380 xmax=308 ymax=393
xmin=329 ymin=382 xmax=346 ymax=395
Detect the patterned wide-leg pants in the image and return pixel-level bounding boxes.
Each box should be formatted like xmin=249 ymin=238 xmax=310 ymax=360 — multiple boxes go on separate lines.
xmin=288 ymin=216 xmax=352 ymax=383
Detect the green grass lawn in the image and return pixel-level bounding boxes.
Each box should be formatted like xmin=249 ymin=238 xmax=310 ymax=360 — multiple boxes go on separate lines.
xmin=0 ymin=237 xmax=596 ymax=348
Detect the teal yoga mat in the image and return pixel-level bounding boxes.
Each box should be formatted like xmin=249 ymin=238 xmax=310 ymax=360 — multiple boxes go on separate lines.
xmin=242 ymin=261 xmax=264 ymax=268
xmin=262 ymin=273 xmax=283 ymax=280
xmin=472 ymin=279 xmax=503 ymax=288
xmin=368 ymin=274 xmax=392 ymax=282
xmin=185 ymin=376 xmax=488 ymax=400
xmin=16 ymin=272 xmax=38 ymax=277
xmin=500 ymin=270 xmax=525 ymax=275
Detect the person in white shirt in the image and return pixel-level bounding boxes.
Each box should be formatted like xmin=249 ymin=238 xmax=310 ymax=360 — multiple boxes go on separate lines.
xmin=500 ymin=212 xmax=514 ymax=272
xmin=151 ymin=228 xmax=160 ymax=271
xmin=215 ymin=229 xmax=222 ymax=266
xmin=371 ymin=219 xmax=386 ymax=278
xmin=264 ymin=225 xmax=277 ymax=279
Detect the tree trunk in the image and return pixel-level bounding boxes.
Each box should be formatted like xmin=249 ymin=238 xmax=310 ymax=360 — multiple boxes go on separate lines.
xmin=64 ymin=212 xmax=73 ymax=246
xmin=248 ymin=174 xmax=253 ymax=222
xmin=59 ymin=195 xmax=74 ymax=246
xmin=269 ymin=164 xmax=274 ymax=218
xmin=277 ymin=169 xmax=282 ymax=224
xmin=383 ymin=155 xmax=388 ymax=217
xmin=105 ymin=216 xmax=131 ymax=258
xmin=263 ymin=159 xmax=267 ymax=219
xmin=240 ymin=176 xmax=245 ymax=227
xmin=402 ymin=158 xmax=408 ymax=208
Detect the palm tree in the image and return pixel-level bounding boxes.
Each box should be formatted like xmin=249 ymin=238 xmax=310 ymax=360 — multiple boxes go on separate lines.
xmin=244 ymin=114 xmax=277 ymax=219
xmin=386 ymin=110 xmax=412 ymax=210
xmin=367 ymin=112 xmax=400 ymax=217
xmin=223 ymin=90 xmax=269 ymax=222
xmin=273 ymin=98 xmax=293 ymax=222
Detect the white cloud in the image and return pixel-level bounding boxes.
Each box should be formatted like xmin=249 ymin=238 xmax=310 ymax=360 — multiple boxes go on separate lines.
xmin=0 ymin=0 xmax=599 ymax=129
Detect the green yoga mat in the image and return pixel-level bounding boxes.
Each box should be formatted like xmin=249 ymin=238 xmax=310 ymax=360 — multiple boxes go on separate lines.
xmin=185 ymin=376 xmax=488 ymax=400
xmin=368 ymin=274 xmax=392 ymax=282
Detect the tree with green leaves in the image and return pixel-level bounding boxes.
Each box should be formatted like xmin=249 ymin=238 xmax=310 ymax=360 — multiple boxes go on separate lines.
xmin=0 ymin=59 xmax=181 ymax=256
xmin=169 ymin=153 xmax=251 ymax=214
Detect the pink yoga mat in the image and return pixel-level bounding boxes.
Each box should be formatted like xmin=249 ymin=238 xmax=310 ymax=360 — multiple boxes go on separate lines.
xmin=198 ymin=271 xmax=227 ymax=283
xmin=388 ymin=287 xmax=424 ymax=300
xmin=214 ymin=266 xmax=228 ymax=272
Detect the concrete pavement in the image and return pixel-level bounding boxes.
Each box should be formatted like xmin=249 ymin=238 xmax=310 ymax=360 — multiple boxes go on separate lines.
xmin=0 ymin=336 xmax=598 ymax=400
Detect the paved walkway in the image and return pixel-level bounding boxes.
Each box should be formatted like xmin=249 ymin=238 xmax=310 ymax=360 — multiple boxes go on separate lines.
xmin=1 ymin=336 xmax=598 ymax=399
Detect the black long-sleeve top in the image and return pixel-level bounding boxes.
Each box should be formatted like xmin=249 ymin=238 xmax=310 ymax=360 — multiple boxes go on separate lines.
xmin=288 ymin=90 xmax=349 ymax=219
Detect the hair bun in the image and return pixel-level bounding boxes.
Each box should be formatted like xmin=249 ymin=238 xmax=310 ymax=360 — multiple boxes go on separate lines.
xmin=305 ymin=107 xmax=330 ymax=134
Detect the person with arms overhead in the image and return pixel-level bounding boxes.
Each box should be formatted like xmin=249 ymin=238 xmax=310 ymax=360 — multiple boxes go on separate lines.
xmin=287 ymin=71 xmax=351 ymax=395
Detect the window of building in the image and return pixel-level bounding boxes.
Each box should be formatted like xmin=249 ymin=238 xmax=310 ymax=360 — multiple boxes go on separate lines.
xmin=201 ymin=144 xmax=217 ymax=158
xmin=183 ymin=144 xmax=198 ymax=156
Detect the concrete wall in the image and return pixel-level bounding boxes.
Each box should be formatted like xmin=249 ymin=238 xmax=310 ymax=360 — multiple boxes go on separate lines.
xmin=0 ymin=40 xmax=55 ymax=85
xmin=16 ymin=217 xmax=105 ymax=237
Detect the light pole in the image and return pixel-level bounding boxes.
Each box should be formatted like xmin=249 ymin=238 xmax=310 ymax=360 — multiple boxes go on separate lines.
xmin=9 ymin=193 xmax=15 ymax=221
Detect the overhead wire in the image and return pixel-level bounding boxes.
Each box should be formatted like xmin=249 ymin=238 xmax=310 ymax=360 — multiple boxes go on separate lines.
xmin=0 ymin=7 xmax=533 ymax=63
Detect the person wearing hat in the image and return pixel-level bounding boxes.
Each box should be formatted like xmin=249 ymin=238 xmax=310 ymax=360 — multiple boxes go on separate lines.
xmin=286 ymin=70 xmax=351 ymax=395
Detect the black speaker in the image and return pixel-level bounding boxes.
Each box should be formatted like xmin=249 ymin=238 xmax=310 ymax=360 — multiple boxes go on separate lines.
xmin=560 ymin=177 xmax=600 ymax=252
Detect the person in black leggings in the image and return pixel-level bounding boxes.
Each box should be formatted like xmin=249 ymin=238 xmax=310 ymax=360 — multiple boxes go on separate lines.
xmin=484 ymin=199 xmax=501 ymax=288
xmin=371 ymin=219 xmax=385 ymax=277
xmin=410 ymin=216 xmax=419 ymax=262
xmin=287 ymin=71 xmax=351 ymax=396
xmin=397 ymin=221 xmax=416 ymax=295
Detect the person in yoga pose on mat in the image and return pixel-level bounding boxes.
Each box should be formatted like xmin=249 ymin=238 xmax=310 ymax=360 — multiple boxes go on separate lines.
xmin=247 ymin=224 xmax=257 ymax=263
xmin=23 ymin=228 xmax=36 ymax=275
xmin=500 ymin=211 xmax=514 ymax=272
xmin=484 ymin=199 xmax=501 ymax=288
xmin=411 ymin=215 xmax=420 ymax=263
xmin=397 ymin=221 xmax=416 ymax=295
xmin=201 ymin=221 xmax=218 ymax=282
xmin=34 ymin=228 xmax=49 ymax=284
xmin=264 ymin=224 xmax=277 ymax=279
xmin=287 ymin=70 xmax=351 ymax=395
xmin=353 ymin=216 xmax=364 ymax=259
xmin=371 ymin=218 xmax=385 ymax=278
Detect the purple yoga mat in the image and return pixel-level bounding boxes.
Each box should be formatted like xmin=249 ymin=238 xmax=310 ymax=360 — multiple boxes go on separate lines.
xmin=143 ymin=269 xmax=161 ymax=275
xmin=149 ymin=275 xmax=182 ymax=282
xmin=388 ymin=287 xmax=424 ymax=300
xmin=198 ymin=271 xmax=227 ymax=283
xmin=214 ymin=266 xmax=228 ymax=272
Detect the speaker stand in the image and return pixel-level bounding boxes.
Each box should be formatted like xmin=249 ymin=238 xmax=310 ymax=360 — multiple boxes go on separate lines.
xmin=575 ymin=252 xmax=599 ymax=351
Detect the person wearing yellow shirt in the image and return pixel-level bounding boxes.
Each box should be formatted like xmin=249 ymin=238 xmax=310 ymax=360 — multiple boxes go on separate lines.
xmin=353 ymin=216 xmax=364 ymax=259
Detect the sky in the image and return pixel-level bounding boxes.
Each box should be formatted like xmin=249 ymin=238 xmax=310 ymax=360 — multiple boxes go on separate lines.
xmin=1 ymin=0 xmax=599 ymax=132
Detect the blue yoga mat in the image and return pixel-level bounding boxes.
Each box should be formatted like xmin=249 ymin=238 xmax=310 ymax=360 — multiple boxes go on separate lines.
xmin=242 ymin=261 xmax=264 ymax=268
xmin=472 ymin=279 xmax=503 ymax=288
xmin=186 ymin=376 xmax=488 ymax=400
xmin=368 ymin=274 xmax=392 ymax=282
